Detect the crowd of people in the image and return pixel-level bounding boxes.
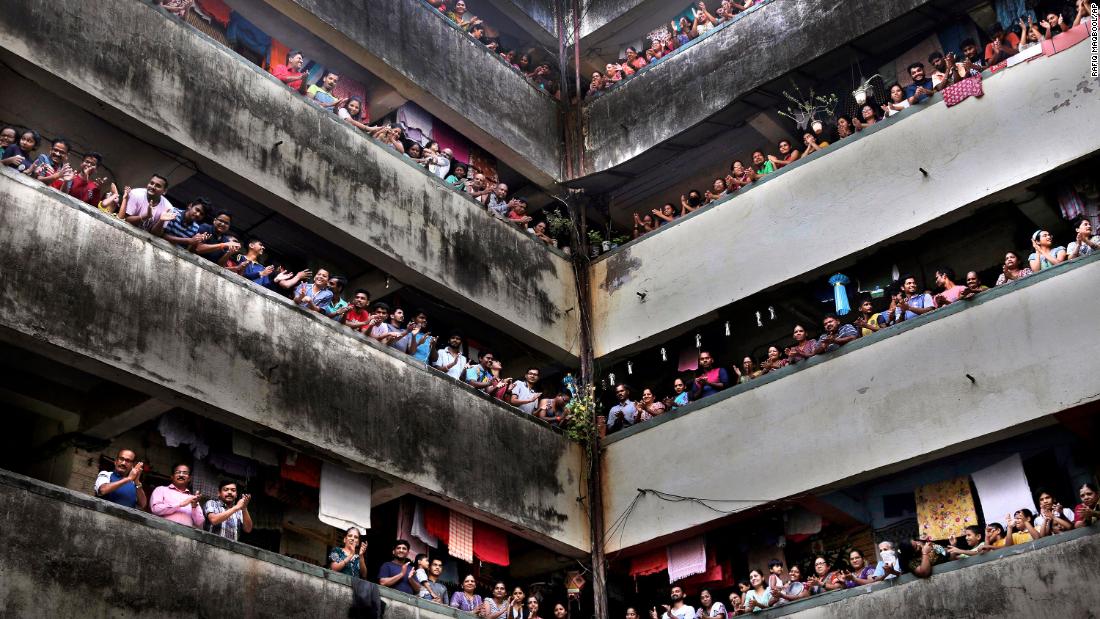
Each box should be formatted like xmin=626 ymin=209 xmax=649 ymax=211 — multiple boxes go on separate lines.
xmin=420 ymin=0 xmax=560 ymax=98
xmin=630 ymin=486 xmax=1098 ymax=615
xmin=149 ymin=0 xmax=559 ymax=247
xmin=2 ymin=127 xmax=576 ymax=420
xmin=586 ymin=1 xmax=761 ymax=98
xmin=607 ymin=228 xmax=1098 ymax=433
xmin=623 ymin=0 xmax=1094 ymax=240
xmin=94 ymin=444 xmax=1100 ymax=614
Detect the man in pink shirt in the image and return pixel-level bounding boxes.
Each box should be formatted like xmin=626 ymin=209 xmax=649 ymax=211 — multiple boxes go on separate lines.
xmin=150 ymin=463 xmax=206 ymax=529
xmin=933 ymin=267 xmax=967 ymax=307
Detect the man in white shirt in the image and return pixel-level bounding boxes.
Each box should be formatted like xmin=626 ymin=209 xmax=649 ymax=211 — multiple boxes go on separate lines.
xmin=650 ymin=586 xmax=695 ymax=619
xmin=508 ymin=368 xmax=542 ymax=415
xmin=431 ymin=331 xmax=468 ymax=380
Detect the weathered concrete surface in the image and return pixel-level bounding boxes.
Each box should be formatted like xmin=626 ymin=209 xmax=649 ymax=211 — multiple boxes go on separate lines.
xmin=0 ymin=0 xmax=579 ymax=363
xmin=600 ymin=253 xmax=1100 ymax=552
xmin=264 ymin=0 xmax=563 ymax=185
xmin=482 ymin=0 xmax=558 ymax=45
xmin=0 ymin=170 xmax=589 ymax=556
xmin=590 ymin=41 xmax=1100 ymax=358
xmin=581 ymin=0 xmax=935 ymax=175
xmin=577 ymin=0 xmax=654 ymax=40
xmin=760 ymin=525 xmax=1100 ymax=618
xmin=0 ymin=468 xmax=470 ymax=618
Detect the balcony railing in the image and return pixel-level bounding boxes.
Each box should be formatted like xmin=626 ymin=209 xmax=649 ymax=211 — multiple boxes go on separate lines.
xmin=599 ymin=250 xmax=1100 ymax=551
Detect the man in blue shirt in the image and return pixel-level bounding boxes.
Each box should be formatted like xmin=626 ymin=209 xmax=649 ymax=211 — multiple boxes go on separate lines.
xmin=607 ymin=384 xmax=638 ymax=433
xmin=898 ymin=274 xmax=936 ymax=321
xmin=161 ymin=198 xmax=210 ymax=250
xmin=465 ymin=351 xmax=496 ymax=391
xmin=94 ymin=449 xmax=147 ymax=509
xmin=904 ymin=62 xmax=936 ymax=104
xmin=816 ymin=315 xmax=860 ymax=353
xmin=377 ymin=540 xmax=415 ymax=594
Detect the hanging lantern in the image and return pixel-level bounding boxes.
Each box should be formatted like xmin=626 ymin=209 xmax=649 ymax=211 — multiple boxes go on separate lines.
xmin=829 ymin=273 xmax=852 ymax=315
xmin=384 ymin=275 xmax=391 ymax=289
xmin=627 ymin=361 xmax=633 ymax=375
xmin=608 ymin=373 xmax=616 ymax=386
xmin=755 ymin=311 xmax=763 ymax=328
xmin=768 ymin=306 xmax=776 ymax=320
xmin=811 ymin=119 xmax=824 ymax=134
xmin=660 ymin=347 xmax=667 ymax=362
xmin=695 ymin=334 xmax=702 ymax=349
xmin=724 ymin=321 xmax=731 ymax=336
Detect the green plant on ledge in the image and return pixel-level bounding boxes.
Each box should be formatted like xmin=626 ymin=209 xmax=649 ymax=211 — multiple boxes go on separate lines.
xmin=544 ymin=208 xmax=573 ymax=239
xmin=564 ymin=383 xmax=601 ymax=445
xmin=611 ymin=234 xmax=630 ymax=247
xmin=586 ymin=229 xmax=605 ymax=247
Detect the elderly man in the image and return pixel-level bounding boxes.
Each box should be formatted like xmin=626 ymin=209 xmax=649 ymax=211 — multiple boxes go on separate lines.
xmin=486 ymin=183 xmax=511 ymax=217
xmin=203 ymin=480 xmax=253 ymax=541
xmin=815 ymin=315 xmax=859 ymax=353
xmin=94 ymin=448 xmax=147 ymax=509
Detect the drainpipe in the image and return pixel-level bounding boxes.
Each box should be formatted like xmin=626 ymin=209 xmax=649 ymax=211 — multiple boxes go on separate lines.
xmin=565 ymin=190 xmax=607 ymax=619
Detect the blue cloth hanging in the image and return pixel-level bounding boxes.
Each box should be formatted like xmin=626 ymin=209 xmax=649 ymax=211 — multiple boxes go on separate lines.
xmin=226 ymin=11 xmax=272 ymax=58
xmin=829 ymin=274 xmax=852 ymax=316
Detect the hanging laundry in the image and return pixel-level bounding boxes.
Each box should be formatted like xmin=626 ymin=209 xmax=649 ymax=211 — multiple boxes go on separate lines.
xmin=472 ymin=520 xmax=509 ymax=566
xmin=630 ymin=547 xmax=668 ymax=577
xmin=226 ymin=11 xmax=272 ymax=58
xmin=157 ymin=410 xmax=209 ymax=459
xmin=425 ymin=502 xmax=450 ymax=545
xmin=196 ymin=0 xmax=232 ymax=27
xmin=943 ymin=75 xmax=983 ymax=108
xmin=318 ymin=462 xmax=372 ymax=532
xmin=914 ymin=476 xmax=978 ymax=540
xmin=448 ymin=512 xmax=474 ymax=563
xmin=970 ymin=453 xmax=1036 ymax=527
xmin=667 ymin=535 xmax=707 ymax=583
xmin=412 ymin=500 xmax=440 ymax=548
xmin=398 ymin=498 xmax=428 ymax=556
xmin=280 ymin=451 xmax=321 ymax=488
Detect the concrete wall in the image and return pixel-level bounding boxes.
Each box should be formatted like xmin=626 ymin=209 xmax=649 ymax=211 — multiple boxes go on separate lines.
xmin=264 ymin=0 xmax=563 ymax=185
xmin=0 ymin=0 xmax=580 ymax=363
xmin=578 ymin=0 xmax=654 ymax=40
xmin=600 ymin=253 xmax=1100 ymax=552
xmin=0 ymin=468 xmax=471 ymax=618
xmin=760 ymin=525 xmax=1100 ymax=618
xmin=0 ymin=171 xmax=589 ymax=556
xmin=580 ymin=0 xmax=934 ymax=175
xmin=483 ymin=0 xmax=558 ymax=45
xmin=589 ymin=41 xmax=1100 ymax=358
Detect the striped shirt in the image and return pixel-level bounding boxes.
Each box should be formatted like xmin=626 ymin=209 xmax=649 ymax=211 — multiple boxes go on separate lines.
xmin=164 ymin=211 xmax=203 ymax=240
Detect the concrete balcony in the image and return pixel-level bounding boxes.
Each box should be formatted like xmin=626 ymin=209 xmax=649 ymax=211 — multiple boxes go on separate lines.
xmin=758 ymin=524 xmax=1100 ymax=617
xmin=0 ymin=170 xmax=588 ymax=556
xmin=0 ymin=0 xmax=579 ymax=363
xmin=264 ymin=0 xmax=563 ymax=185
xmin=579 ymin=0 xmax=936 ymax=176
xmin=600 ymin=252 xmax=1100 ymax=553
xmin=589 ymin=39 xmax=1100 ymax=358
xmin=0 ymin=468 xmax=488 ymax=618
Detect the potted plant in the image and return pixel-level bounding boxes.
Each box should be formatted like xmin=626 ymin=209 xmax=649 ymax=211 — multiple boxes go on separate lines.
xmin=587 ymin=229 xmax=604 ymax=256
xmin=777 ymin=81 xmax=839 ymax=130
xmin=610 ymin=234 xmax=630 ymax=248
xmin=545 ymin=208 xmax=573 ymax=239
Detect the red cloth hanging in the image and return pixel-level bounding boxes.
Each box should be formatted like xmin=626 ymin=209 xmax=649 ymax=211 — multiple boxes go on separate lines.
xmin=279 ymin=452 xmax=321 ymax=488
xmin=629 ymin=547 xmax=668 ymax=577
xmin=473 ymin=521 xmax=510 ymax=566
xmin=425 ymin=503 xmax=450 ymax=545
xmin=196 ymin=0 xmax=232 ymax=27
xmin=943 ymin=75 xmax=983 ymax=108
